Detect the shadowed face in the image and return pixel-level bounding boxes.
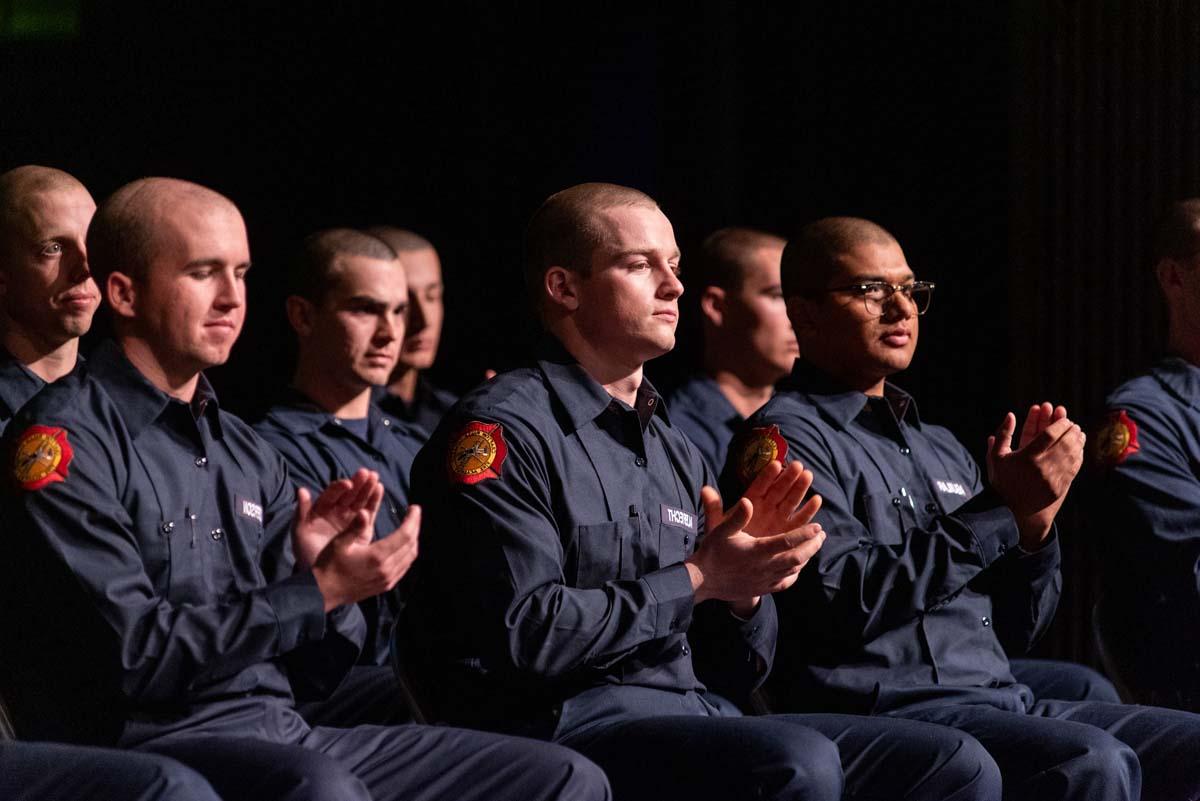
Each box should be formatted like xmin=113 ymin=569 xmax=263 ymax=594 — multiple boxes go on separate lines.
xmin=719 ymin=241 xmax=798 ymax=382
xmin=397 ymin=246 xmax=443 ymax=371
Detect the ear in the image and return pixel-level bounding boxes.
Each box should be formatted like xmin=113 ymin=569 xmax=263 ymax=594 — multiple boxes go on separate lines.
xmin=107 ymin=272 xmax=137 ymax=320
xmin=544 ymin=266 xmax=581 ymax=312
xmin=285 ymin=295 xmax=315 ymax=337
xmin=1157 ymin=259 xmax=1182 ymax=295
xmin=786 ymin=294 xmax=819 ymax=337
xmin=699 ymin=286 xmax=726 ymax=327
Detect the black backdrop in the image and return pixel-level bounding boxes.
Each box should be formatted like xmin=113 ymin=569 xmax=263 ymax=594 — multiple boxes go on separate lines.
xmin=3 ymin=1 xmax=1194 ymax=669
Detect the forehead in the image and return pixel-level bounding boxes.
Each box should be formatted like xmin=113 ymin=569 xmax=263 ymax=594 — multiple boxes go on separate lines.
xmin=328 ymin=254 xmax=407 ymax=300
xmin=398 ymin=247 xmax=441 ymax=286
xmin=829 ymin=239 xmax=910 ymax=283
xmin=593 ymin=204 xmax=678 ymax=257
xmin=9 ymin=185 xmax=96 ymax=240
xmin=738 ymin=243 xmax=786 ymax=287
xmin=155 ymin=200 xmax=249 ymax=263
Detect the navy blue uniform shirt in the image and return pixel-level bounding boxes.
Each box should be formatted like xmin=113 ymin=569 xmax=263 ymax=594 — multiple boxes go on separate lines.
xmin=721 ymin=361 xmax=1060 ymax=715
xmin=255 ymin=391 xmax=424 ymax=665
xmin=0 ymin=341 xmax=364 ymax=745
xmin=1096 ymin=357 xmax=1200 ymax=694
xmin=0 ymin=348 xmax=47 ymax=434
xmin=407 ymin=339 xmax=776 ymax=735
xmin=377 ymin=376 xmax=458 ymax=438
xmin=667 ymin=374 xmax=745 ymax=475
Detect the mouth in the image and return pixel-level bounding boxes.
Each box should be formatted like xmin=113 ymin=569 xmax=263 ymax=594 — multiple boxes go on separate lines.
xmin=880 ymin=329 xmax=911 ymax=347
xmin=204 ymin=320 xmax=239 ymax=332
xmin=57 ymin=291 xmax=99 ymax=308
xmin=653 ymin=310 xmax=678 ymax=323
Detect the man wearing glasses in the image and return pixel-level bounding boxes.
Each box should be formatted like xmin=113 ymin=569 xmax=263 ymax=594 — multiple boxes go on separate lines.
xmin=721 ymin=216 xmax=1200 ymax=801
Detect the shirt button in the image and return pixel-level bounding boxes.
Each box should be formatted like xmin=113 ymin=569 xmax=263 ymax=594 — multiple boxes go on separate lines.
xmin=683 ymin=535 xmax=690 ymax=545
xmin=892 ymin=497 xmax=902 ymax=507
xmin=681 ymin=645 xmax=690 ymax=656
xmin=981 ymin=616 xmax=991 ymax=627
xmin=210 ymin=528 xmax=223 ymax=541
xmin=925 ymin=502 xmax=938 ymax=513
xmin=332 ymin=419 xmax=343 ymax=426
xmin=382 ymin=418 xmax=391 ymax=427
xmin=389 ymin=504 xmax=401 ymax=518
xmin=647 ymin=397 xmax=656 ymax=406
xmin=899 ymin=447 xmax=911 ymax=455
xmin=194 ymin=456 xmax=207 ymax=468
xmin=635 ymin=456 xmax=647 ymax=467
xmin=161 ymin=521 xmax=175 ymax=534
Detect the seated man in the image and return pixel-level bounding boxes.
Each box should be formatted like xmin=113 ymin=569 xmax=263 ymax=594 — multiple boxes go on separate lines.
xmin=408 ymin=182 xmax=1001 ymax=801
xmin=724 ymin=215 xmax=1200 ymax=801
xmin=1094 ymin=198 xmax=1200 ymax=708
xmin=366 ymin=227 xmax=457 ymax=436
xmin=255 ymin=228 xmax=426 ymax=723
xmin=0 ymin=177 xmax=609 ymax=801
xmin=0 ymin=165 xmax=223 ymax=801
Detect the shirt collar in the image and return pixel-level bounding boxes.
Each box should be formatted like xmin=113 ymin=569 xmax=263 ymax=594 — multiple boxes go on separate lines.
xmin=1154 ymin=355 xmax=1200 ymax=410
xmin=779 ymin=360 xmax=920 ymax=429
xmin=535 ymin=336 xmax=670 ymax=433
xmin=88 ymin=339 xmax=224 ymax=439
xmin=263 ymin=387 xmax=398 ymax=444
xmin=0 ymin=347 xmax=46 ymax=418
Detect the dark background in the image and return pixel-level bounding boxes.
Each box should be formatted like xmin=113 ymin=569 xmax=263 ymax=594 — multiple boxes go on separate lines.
xmin=3 ymin=0 xmax=1199 ymax=669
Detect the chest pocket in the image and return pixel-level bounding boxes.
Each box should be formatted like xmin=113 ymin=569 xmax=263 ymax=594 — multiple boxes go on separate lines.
xmin=159 ymin=488 xmax=264 ymax=604
xmin=857 ymin=489 xmax=912 ymax=545
xmin=570 ymin=515 xmax=640 ymax=588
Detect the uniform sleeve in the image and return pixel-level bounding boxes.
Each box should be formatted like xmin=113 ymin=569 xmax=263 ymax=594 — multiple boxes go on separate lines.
xmin=414 ymin=417 xmax=696 ymax=678
xmin=3 ymin=421 xmax=337 ymax=704
xmin=722 ymin=416 xmax=1024 ymax=647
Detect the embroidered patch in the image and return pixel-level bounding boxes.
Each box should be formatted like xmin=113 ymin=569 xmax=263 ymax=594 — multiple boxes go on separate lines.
xmin=660 ymin=504 xmax=698 ymax=532
xmin=1093 ymin=409 xmax=1140 ymax=466
xmin=13 ymin=425 xmax=73 ymax=491
xmin=737 ymin=425 xmax=788 ymax=484
xmin=447 ymin=421 xmax=508 ymax=485
xmin=237 ymin=495 xmax=264 ymax=523
xmin=935 ymin=480 xmax=967 ymax=496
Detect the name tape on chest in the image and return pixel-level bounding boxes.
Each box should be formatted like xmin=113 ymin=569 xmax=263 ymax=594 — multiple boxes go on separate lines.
xmin=660 ymin=504 xmax=698 ymax=532
xmin=12 ymin=424 xmax=74 ymax=491
xmin=447 ymin=420 xmax=508 ymax=485
xmin=237 ymin=495 xmax=264 ymax=523
xmin=1092 ymin=409 xmax=1140 ymax=466
xmin=934 ymin=480 xmax=967 ymax=496
xmin=737 ymin=425 xmax=788 ymax=484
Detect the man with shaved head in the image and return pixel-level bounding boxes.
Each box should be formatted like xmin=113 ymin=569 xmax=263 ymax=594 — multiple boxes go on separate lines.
xmin=409 ymin=183 xmax=1006 ymax=801
xmin=0 ymin=166 xmax=226 ymax=801
xmin=367 ymin=227 xmax=457 ymax=436
xmin=0 ymin=178 xmax=610 ymax=801
xmin=669 ymin=227 xmax=798 ymax=473
xmin=723 ymin=216 xmax=1200 ymax=801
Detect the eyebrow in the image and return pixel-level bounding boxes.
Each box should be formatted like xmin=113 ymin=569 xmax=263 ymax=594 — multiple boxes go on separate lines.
xmin=612 ymin=248 xmax=682 ymax=261
xmin=182 ymin=259 xmax=252 ymax=270
xmin=850 ymin=273 xmax=915 ymax=283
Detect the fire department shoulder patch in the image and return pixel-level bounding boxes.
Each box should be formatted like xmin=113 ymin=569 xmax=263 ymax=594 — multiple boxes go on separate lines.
xmin=737 ymin=424 xmax=788 ymax=484
xmin=1093 ymin=409 xmax=1140 ymax=466
xmin=13 ymin=425 xmax=74 ymax=491
xmin=447 ymin=421 xmax=508 ymax=485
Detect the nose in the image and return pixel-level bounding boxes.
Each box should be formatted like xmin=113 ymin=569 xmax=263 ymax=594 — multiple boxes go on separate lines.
xmin=407 ymin=296 xmax=428 ymax=336
xmin=659 ymin=264 xmax=684 ymax=300
xmin=67 ymin=242 xmax=91 ymax=283
xmin=376 ymin=312 xmax=401 ymax=344
xmin=213 ymin=270 xmax=244 ymax=311
xmin=882 ymin=288 xmax=915 ymax=321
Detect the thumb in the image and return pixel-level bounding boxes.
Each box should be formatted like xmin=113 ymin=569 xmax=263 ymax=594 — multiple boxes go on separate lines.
xmin=715 ymin=497 xmax=753 ymax=538
xmin=334 ymin=509 xmax=374 ymax=549
xmin=700 ymin=486 xmax=723 ymax=533
xmin=294 ymin=486 xmax=312 ymax=527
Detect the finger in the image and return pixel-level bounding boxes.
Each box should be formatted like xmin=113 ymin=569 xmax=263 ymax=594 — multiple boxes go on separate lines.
xmin=990 ymin=413 xmax=1016 ymax=458
xmin=768 ymin=527 xmax=826 ymax=570
xmin=295 ymin=486 xmax=313 ymax=523
xmin=343 ymin=470 xmax=380 ymax=512
xmin=1051 ymin=404 xmax=1068 ymax=422
xmin=334 ymin=509 xmax=374 ymax=546
xmin=382 ymin=505 xmax=422 ymax=548
xmin=1027 ymin=417 xmax=1076 ymax=453
xmin=742 ymin=459 xmax=784 ymax=503
xmin=759 ymin=524 xmax=821 ymax=554
xmin=771 ymin=464 xmax=812 ymax=517
xmin=761 ymin=461 xmax=805 ymax=512
xmin=700 ymin=486 xmax=724 ymax=532
xmin=1016 ymin=405 xmax=1041 ymax=449
xmin=786 ymin=492 xmax=823 ymax=528
xmin=312 ymin=478 xmax=353 ymax=514
xmin=715 ymin=497 xmax=753 ymax=538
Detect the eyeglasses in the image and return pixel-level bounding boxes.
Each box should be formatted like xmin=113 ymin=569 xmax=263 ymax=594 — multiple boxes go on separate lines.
xmin=825 ymin=281 xmax=936 ymax=317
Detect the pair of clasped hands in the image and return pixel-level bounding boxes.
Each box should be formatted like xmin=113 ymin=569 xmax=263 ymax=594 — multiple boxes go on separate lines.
xmin=290 ymin=470 xmax=422 ymax=612
xmin=685 ymin=403 xmax=1085 ymax=614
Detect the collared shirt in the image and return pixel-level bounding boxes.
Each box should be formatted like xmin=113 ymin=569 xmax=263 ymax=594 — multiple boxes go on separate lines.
xmin=667 ymin=374 xmax=746 ymax=475
xmin=0 ymin=348 xmax=47 ymax=434
xmin=255 ymin=390 xmax=424 ymax=665
xmin=376 ymin=375 xmax=459 ymax=438
xmin=0 ymin=340 xmax=364 ymax=746
xmin=407 ymin=338 xmax=775 ymax=735
xmin=1097 ymin=356 xmax=1200 ymax=693
xmin=721 ymin=361 xmax=1060 ymax=715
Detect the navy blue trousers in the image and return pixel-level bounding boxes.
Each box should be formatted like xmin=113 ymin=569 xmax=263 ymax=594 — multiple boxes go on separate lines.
xmin=0 ymin=741 xmax=221 ymax=801
xmin=133 ymin=698 xmax=610 ymax=801
xmin=1009 ymin=658 xmax=1121 ymax=703
xmin=897 ymin=698 xmax=1200 ymax=801
xmin=555 ymin=686 xmax=1000 ymax=801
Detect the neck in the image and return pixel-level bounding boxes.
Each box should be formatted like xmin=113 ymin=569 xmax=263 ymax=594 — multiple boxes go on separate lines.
xmin=707 ymin=367 xmax=774 ymax=418
xmin=119 ymin=336 xmax=201 ymax=401
xmin=386 ymin=365 xmax=420 ymax=403
xmin=2 ymin=327 xmax=79 ymax=383
xmin=803 ymin=352 xmax=887 ymax=397
xmin=555 ymin=328 xmax=645 ymax=406
xmin=293 ymin=360 xmax=372 ymax=418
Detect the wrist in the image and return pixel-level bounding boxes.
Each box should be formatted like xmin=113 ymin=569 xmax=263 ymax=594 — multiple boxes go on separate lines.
xmin=685 ymin=560 xmax=709 ymax=603
xmin=311 ymin=564 xmax=347 ymax=613
xmin=730 ymin=597 xmax=760 ymax=618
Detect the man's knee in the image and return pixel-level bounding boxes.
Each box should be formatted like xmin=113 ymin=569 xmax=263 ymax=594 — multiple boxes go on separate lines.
xmin=938 ymin=733 xmax=1003 ymax=801
xmin=1058 ymin=729 xmax=1140 ymax=798
xmin=272 ymin=760 xmax=371 ymax=801
xmin=755 ymin=727 xmax=843 ymax=801
xmin=144 ymin=757 xmax=222 ymax=801
xmin=545 ymin=745 xmax=612 ymax=801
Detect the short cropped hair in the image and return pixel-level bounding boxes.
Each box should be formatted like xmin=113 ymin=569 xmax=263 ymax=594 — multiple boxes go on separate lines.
xmin=1152 ymin=199 xmax=1200 ymax=265
xmin=523 ymin=182 xmax=659 ymax=307
xmin=0 ymin=166 xmax=87 ymax=255
xmin=365 ymin=226 xmax=434 ymax=254
xmin=287 ymin=228 xmax=398 ymax=304
xmin=693 ymin=227 xmax=786 ymax=291
xmin=87 ymin=178 xmax=236 ymax=294
xmin=780 ymin=216 xmax=896 ymax=298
